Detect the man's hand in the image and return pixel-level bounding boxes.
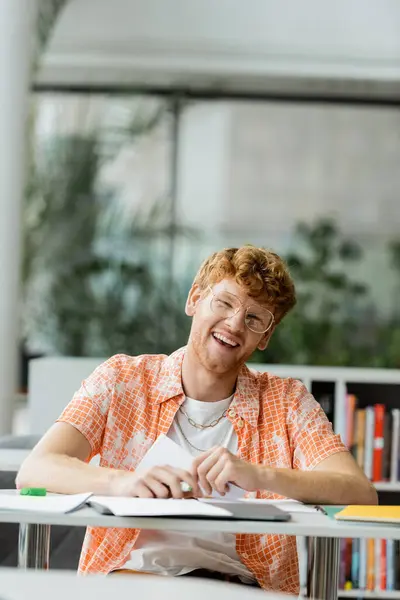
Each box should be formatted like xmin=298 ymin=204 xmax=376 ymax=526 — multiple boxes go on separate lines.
xmin=192 ymin=447 xmax=261 ymax=496
xmin=111 ymin=465 xmax=202 ymax=499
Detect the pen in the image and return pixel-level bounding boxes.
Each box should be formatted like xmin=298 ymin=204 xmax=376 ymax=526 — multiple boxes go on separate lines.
xmin=314 ymin=505 xmax=328 ymax=515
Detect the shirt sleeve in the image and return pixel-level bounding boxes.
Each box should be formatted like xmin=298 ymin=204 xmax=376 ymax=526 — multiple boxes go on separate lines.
xmin=56 ymin=355 xmax=120 ymax=459
xmin=286 ymin=379 xmax=347 ymax=470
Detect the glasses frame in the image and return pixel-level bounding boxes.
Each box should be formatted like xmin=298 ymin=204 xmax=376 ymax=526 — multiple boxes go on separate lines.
xmin=207 ymin=286 xmax=275 ymax=335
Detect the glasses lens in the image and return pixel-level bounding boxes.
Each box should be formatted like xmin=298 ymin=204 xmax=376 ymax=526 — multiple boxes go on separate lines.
xmin=210 ymin=291 xmax=239 ymax=318
xmin=245 ymin=307 xmax=274 ymax=333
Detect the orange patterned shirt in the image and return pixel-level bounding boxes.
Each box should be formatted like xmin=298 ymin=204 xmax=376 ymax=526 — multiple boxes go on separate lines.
xmin=58 ymin=347 xmax=346 ymax=593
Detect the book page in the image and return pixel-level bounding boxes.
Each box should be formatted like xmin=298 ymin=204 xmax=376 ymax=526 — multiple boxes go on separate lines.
xmin=136 ymin=435 xmax=244 ymax=499
xmin=0 ymin=491 xmax=92 ymax=513
xmin=89 ymin=496 xmax=232 ymax=517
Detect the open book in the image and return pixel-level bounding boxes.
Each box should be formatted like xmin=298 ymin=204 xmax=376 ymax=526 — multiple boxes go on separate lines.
xmin=0 ymin=491 xmax=291 ymax=521
xmin=0 ymin=491 xmax=326 ymax=520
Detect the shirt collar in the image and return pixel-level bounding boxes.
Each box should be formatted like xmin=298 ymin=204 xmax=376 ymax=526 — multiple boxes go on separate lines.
xmin=152 ymin=346 xmax=186 ymax=404
xmin=153 ymin=346 xmax=260 ymax=428
xmin=230 ymin=364 xmax=260 ymax=428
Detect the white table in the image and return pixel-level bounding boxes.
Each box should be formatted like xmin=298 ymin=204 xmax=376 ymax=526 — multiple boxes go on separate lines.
xmin=1 ymin=506 xmax=399 ymax=600
xmin=0 ymin=568 xmax=274 ymax=600
xmin=0 ymin=505 xmax=398 ymax=537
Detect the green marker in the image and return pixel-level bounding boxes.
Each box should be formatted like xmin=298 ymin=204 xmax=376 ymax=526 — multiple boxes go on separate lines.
xmin=20 ymin=488 xmax=47 ymax=497
xmin=180 ymin=482 xmax=192 ymax=493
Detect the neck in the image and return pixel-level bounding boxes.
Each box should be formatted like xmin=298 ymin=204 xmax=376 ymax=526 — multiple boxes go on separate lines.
xmin=181 ymin=344 xmax=238 ymax=402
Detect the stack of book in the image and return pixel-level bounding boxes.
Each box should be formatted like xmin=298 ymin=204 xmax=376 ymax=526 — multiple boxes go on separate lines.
xmin=338 ymin=396 xmax=400 ymax=592
xmin=339 ymin=538 xmax=400 ymax=591
xmin=344 ymin=396 xmax=400 ymax=483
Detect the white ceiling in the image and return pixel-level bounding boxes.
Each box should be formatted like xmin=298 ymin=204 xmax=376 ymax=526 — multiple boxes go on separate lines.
xmin=37 ymin=0 xmax=400 ymax=97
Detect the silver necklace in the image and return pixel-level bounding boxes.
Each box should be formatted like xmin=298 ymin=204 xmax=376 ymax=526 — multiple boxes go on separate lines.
xmin=178 ymin=406 xmax=228 ymax=430
xmin=175 ymin=413 xmax=230 ymax=453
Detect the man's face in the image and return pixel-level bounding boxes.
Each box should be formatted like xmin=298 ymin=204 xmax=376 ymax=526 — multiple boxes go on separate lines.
xmin=185 ymin=278 xmax=275 ymax=375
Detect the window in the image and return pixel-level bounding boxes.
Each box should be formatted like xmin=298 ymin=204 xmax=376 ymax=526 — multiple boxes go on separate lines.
xmin=23 ymin=94 xmax=400 ymax=368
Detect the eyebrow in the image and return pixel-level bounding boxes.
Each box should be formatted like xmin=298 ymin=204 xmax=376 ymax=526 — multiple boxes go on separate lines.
xmin=221 ymin=289 xmax=270 ymax=311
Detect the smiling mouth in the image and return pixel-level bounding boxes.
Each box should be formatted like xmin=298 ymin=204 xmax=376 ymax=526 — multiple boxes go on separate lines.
xmin=212 ymin=332 xmax=239 ymax=349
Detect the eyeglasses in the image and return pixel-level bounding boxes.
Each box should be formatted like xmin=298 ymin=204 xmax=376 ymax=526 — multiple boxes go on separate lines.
xmin=208 ymin=286 xmax=274 ymax=334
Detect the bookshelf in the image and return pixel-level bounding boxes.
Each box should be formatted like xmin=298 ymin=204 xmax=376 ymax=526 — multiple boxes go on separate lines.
xmin=375 ymin=483 xmax=400 ymax=493
xmin=252 ymin=364 xmax=400 ymax=597
xmin=339 ymin=592 xmax=400 ymax=599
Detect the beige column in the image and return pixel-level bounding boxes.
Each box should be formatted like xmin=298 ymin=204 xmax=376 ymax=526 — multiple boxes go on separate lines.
xmin=0 ymin=0 xmax=37 ymax=434
xmin=174 ymin=103 xmax=232 ymax=276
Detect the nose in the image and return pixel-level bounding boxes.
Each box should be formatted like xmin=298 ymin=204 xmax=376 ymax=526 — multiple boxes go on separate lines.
xmin=225 ymin=308 xmax=246 ymax=333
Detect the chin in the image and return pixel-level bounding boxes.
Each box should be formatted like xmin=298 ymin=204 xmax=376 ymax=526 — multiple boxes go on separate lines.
xmin=205 ymin=359 xmax=233 ymax=375
xmin=203 ymin=349 xmax=244 ymax=375
xmin=191 ymin=333 xmax=245 ymax=374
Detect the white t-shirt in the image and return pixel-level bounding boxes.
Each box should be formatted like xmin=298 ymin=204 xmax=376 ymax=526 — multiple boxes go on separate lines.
xmin=121 ymin=395 xmax=255 ymax=582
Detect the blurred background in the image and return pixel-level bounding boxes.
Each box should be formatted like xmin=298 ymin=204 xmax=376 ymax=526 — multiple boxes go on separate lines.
xmin=1 ymin=0 xmax=400 ymax=436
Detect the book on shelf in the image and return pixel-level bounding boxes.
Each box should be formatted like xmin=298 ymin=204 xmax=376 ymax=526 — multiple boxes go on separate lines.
xmin=351 ymin=538 xmax=360 ymax=589
xmin=344 ymin=394 xmax=400 ymax=483
xmin=339 ymin=391 xmax=400 ymax=594
xmin=387 ymin=539 xmax=395 ymax=592
xmin=339 ymin=538 xmax=400 ymax=592
xmin=383 ymin=411 xmax=393 ymax=484
xmin=391 ymin=409 xmax=400 ymax=484
xmin=372 ymin=404 xmax=385 ymax=483
xmin=367 ymin=538 xmax=375 ymax=591
xmin=364 ymin=406 xmax=375 ymax=480
xmin=359 ymin=538 xmax=367 ymax=591
xmin=346 ymin=394 xmax=357 ymax=452
xmin=380 ymin=539 xmax=387 ymax=592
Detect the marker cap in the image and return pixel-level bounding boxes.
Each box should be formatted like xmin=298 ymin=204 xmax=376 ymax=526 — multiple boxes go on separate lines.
xmin=20 ymin=488 xmax=47 ymax=496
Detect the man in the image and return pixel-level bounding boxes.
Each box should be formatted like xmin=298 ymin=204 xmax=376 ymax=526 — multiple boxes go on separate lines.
xmin=17 ymin=245 xmax=377 ymax=593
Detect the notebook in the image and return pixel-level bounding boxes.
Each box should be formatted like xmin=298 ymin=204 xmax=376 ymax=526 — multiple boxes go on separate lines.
xmin=0 ymin=492 xmax=92 ymax=514
xmin=334 ymin=505 xmax=400 ymax=524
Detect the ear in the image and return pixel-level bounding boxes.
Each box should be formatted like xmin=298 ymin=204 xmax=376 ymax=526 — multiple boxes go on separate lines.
xmin=257 ymin=325 xmax=275 ymax=351
xmin=185 ymin=284 xmax=203 ymax=317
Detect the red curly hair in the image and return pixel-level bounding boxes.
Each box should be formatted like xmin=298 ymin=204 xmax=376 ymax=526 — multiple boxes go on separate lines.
xmin=193 ymin=245 xmax=296 ymax=324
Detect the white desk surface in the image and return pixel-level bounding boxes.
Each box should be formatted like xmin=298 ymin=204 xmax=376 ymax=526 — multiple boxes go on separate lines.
xmin=0 ymin=568 xmax=276 ymax=600
xmin=0 ymin=505 xmax=399 ymax=539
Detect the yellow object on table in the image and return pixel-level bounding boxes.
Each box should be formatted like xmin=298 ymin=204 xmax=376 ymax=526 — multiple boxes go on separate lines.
xmin=334 ymin=505 xmax=400 ymax=524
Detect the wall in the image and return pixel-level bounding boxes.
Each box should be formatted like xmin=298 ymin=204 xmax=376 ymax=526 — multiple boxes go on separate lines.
xmin=38 ymin=0 xmax=400 ymax=92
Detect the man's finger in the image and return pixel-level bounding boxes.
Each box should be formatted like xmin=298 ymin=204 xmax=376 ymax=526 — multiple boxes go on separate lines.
xmin=196 ymin=452 xmax=221 ymax=496
xmin=168 ymin=467 xmax=203 ymax=497
xmin=191 ymin=446 xmax=218 ymax=470
xmin=153 ymin=467 xmax=184 ymax=498
xmin=132 ymin=480 xmax=155 ymax=498
xmin=204 ymin=461 xmax=226 ymax=495
xmin=144 ymin=475 xmax=171 ymax=498
xmin=213 ymin=464 xmax=232 ymax=495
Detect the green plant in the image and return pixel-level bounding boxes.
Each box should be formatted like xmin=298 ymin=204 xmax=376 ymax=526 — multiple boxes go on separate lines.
xmin=252 ymin=219 xmax=371 ymax=366
xmin=378 ymin=239 xmax=400 ymax=368
xmin=23 ymin=99 xmax=197 ymax=357
xmin=251 ymin=219 xmax=400 ymax=368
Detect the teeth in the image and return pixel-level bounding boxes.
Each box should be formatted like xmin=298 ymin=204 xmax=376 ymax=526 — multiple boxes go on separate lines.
xmin=213 ymin=333 xmax=238 ymax=347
